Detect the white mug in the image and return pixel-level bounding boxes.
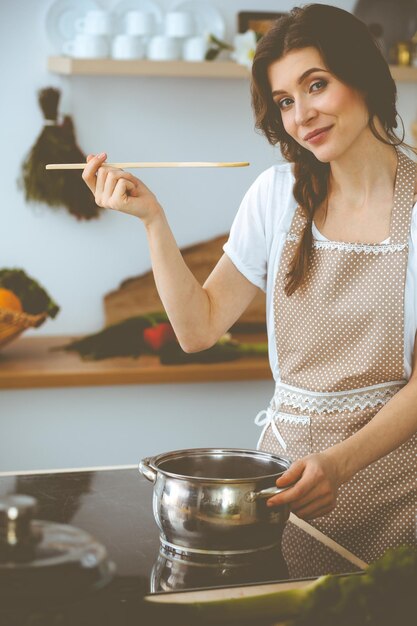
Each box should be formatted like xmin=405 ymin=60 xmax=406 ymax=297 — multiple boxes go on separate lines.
xmin=125 ymin=11 xmax=156 ymax=36
xmin=164 ymin=11 xmax=195 ymax=38
xmin=147 ymin=35 xmax=182 ymax=60
xmin=63 ymin=34 xmax=110 ymax=58
xmin=75 ymin=10 xmax=113 ymax=36
xmin=111 ymin=34 xmax=145 ymax=60
xmin=182 ymin=36 xmax=208 ymax=61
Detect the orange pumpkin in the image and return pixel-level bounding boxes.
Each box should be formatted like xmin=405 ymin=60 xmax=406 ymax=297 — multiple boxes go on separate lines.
xmin=0 ymin=288 xmax=23 ymax=312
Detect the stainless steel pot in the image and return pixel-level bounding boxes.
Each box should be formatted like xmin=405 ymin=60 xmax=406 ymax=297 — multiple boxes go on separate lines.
xmin=139 ymin=448 xmax=292 ymax=556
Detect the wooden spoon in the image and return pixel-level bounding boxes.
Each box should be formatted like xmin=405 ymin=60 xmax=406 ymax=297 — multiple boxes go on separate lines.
xmin=45 ymin=161 xmax=250 ymax=170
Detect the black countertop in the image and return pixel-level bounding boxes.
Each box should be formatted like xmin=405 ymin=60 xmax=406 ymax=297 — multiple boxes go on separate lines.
xmin=0 ymin=467 xmax=362 ymax=626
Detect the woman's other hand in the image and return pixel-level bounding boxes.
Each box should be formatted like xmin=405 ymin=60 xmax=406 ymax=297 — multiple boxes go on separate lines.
xmin=82 ymin=153 xmax=162 ymax=225
xmin=267 ymin=452 xmax=342 ymax=519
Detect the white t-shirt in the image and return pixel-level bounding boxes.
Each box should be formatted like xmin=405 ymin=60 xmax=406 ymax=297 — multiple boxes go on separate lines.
xmin=223 ymin=162 xmax=417 ymax=381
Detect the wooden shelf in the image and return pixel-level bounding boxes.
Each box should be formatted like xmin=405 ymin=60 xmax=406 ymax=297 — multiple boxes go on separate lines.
xmin=389 ymin=64 xmax=417 ymax=82
xmin=47 ymin=56 xmax=417 ymax=82
xmin=47 ymin=56 xmax=250 ymax=78
xmin=0 ymin=335 xmax=271 ymax=390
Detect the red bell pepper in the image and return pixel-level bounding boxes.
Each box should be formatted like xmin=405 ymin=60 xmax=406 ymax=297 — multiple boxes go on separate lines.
xmin=143 ymin=322 xmax=177 ymax=351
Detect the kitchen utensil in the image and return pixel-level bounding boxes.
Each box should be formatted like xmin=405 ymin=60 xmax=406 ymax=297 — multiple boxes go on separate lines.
xmin=147 ymin=34 xmax=182 ymax=59
xmin=112 ymin=0 xmax=163 ymax=35
xmin=111 ymin=34 xmax=146 ymax=59
xmin=62 ymin=33 xmax=110 ymax=58
xmin=164 ymin=11 xmax=195 ymax=38
xmin=46 ymin=161 xmax=249 ymax=169
xmin=0 ymin=494 xmax=114 ymax=603
xmin=169 ymin=0 xmax=226 ymax=39
xmin=45 ymin=0 xmax=99 ymax=53
xmin=139 ymin=448 xmax=292 ymax=555
xmin=75 ymin=9 xmax=113 ymax=35
xmin=125 ymin=10 xmax=156 ymax=36
xmin=182 ymin=35 xmax=209 ymax=61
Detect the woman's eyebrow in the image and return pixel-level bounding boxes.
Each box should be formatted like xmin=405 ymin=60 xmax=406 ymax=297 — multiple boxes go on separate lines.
xmin=271 ymin=67 xmax=329 ymax=96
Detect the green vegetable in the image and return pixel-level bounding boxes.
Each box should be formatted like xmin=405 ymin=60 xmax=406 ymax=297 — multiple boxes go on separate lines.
xmin=160 ymin=338 xmax=268 ymax=365
xmin=145 ymin=546 xmax=417 ymax=626
xmin=159 ymin=342 xmax=242 ymax=365
xmin=295 ymin=545 xmax=417 ymax=626
xmin=0 ymin=268 xmax=59 ymax=318
xmin=59 ymin=316 xmax=153 ymax=360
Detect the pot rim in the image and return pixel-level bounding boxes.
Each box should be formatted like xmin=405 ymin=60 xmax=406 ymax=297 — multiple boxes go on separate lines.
xmin=146 ymin=447 xmax=292 ymax=483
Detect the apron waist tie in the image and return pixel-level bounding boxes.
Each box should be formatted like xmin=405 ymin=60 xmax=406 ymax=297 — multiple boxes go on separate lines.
xmin=254 ymin=407 xmax=287 ymax=451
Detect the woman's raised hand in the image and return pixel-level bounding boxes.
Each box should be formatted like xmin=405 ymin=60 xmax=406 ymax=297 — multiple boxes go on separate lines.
xmin=82 ymin=153 xmax=163 ymax=225
xmin=266 ymin=452 xmax=343 ymax=520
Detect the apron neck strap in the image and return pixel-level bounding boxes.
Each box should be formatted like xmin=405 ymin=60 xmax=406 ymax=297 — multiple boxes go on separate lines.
xmin=389 ymin=149 xmax=416 ymax=245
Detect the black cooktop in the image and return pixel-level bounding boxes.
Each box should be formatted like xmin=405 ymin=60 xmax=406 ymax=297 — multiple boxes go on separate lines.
xmin=0 ymin=468 xmax=361 ymax=626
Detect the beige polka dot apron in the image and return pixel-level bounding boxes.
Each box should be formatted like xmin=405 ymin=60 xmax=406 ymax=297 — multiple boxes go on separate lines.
xmin=257 ymin=150 xmax=417 ymax=565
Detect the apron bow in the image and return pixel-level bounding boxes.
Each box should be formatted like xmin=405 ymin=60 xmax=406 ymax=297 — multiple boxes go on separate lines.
xmin=254 ymin=406 xmax=287 ymax=451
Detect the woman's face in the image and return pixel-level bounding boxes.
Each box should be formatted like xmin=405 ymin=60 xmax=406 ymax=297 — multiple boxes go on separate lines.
xmin=267 ymin=47 xmax=370 ymax=162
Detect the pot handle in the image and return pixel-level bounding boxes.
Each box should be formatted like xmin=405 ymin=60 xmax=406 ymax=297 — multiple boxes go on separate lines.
xmin=245 ymin=484 xmax=292 ymax=503
xmin=139 ymin=457 xmax=157 ymax=483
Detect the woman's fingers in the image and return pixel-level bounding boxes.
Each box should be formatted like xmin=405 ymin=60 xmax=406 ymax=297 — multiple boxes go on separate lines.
xmin=267 ymin=460 xmax=310 ymax=507
xmin=291 ymin=486 xmax=336 ymax=513
xmin=93 ymin=167 xmax=140 ymax=209
xmin=82 ymin=153 xmax=107 ymax=193
xmin=292 ymin=497 xmax=335 ymax=520
xmin=81 ymin=152 xmax=161 ymax=220
xmin=276 ymin=459 xmax=306 ymax=487
xmin=109 ymin=178 xmax=137 ymax=210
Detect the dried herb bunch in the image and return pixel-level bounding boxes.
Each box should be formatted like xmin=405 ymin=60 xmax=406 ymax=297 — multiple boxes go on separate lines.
xmin=20 ymin=87 xmax=101 ymax=220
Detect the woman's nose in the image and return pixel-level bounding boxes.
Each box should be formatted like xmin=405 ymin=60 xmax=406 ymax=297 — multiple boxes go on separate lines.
xmin=294 ymin=99 xmax=316 ymax=126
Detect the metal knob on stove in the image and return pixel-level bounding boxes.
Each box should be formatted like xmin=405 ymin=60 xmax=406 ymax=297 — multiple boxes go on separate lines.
xmin=0 ymin=493 xmax=115 ymax=604
xmin=0 ymin=495 xmax=41 ymax=561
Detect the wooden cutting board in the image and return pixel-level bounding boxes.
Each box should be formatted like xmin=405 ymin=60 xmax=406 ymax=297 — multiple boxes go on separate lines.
xmin=104 ymin=234 xmax=266 ymax=330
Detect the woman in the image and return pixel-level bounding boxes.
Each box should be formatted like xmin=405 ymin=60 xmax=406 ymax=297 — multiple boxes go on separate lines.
xmin=82 ymin=4 xmax=417 ymax=563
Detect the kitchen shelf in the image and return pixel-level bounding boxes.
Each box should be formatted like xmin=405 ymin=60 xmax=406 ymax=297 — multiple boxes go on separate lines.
xmin=47 ymin=56 xmax=250 ymax=78
xmin=0 ymin=334 xmax=271 ymax=390
xmin=47 ymin=56 xmax=417 ymax=81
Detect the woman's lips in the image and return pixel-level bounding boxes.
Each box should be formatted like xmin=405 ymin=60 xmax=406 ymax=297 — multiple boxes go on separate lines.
xmin=305 ymin=125 xmax=333 ymax=144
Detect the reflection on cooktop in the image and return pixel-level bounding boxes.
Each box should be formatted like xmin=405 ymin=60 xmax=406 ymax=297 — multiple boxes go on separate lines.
xmin=151 ymin=542 xmax=289 ymax=592
xmin=0 ymin=468 xmax=361 ymax=625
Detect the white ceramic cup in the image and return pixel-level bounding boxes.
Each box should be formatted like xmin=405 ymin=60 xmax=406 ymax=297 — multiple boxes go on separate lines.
xmin=62 ymin=34 xmax=110 ymax=58
xmin=164 ymin=11 xmax=195 ymax=38
xmin=75 ymin=10 xmax=113 ymax=36
xmin=125 ymin=11 xmax=156 ymax=36
xmin=111 ymin=34 xmax=145 ymax=59
xmin=147 ymin=35 xmax=182 ymax=60
xmin=182 ymin=36 xmax=208 ymax=61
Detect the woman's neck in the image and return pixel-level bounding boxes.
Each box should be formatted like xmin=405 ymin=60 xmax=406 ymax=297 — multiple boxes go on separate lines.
xmin=327 ymin=136 xmax=398 ymax=212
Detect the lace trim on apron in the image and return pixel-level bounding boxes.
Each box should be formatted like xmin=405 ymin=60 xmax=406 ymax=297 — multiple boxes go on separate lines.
xmin=273 ymin=380 xmax=406 ymax=414
xmin=286 ymin=233 xmax=407 ymax=254
xmin=254 ymin=380 xmax=406 ymax=451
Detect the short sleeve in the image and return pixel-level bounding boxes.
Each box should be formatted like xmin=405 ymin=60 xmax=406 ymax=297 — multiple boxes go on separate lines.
xmin=223 ymin=170 xmax=272 ymax=292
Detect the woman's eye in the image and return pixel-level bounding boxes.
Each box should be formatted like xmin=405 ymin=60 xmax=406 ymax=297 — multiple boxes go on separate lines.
xmin=310 ymin=79 xmax=327 ymax=92
xmin=278 ymin=97 xmax=293 ymax=110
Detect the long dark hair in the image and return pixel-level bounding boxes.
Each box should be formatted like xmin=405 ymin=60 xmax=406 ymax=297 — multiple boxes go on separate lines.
xmin=251 ymin=3 xmax=406 ymax=296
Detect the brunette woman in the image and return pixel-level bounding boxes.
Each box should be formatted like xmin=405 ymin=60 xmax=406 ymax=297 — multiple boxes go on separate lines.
xmin=82 ymin=4 xmax=417 ymax=564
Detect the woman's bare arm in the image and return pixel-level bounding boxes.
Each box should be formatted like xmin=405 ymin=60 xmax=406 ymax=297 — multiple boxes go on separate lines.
xmin=82 ymin=154 xmax=261 ymax=352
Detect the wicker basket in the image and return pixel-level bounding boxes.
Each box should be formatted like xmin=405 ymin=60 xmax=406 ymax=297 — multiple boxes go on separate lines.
xmin=0 ymin=307 xmax=47 ymax=349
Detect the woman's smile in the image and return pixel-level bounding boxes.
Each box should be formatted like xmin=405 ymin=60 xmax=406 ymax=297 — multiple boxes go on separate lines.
xmin=303 ymin=124 xmax=334 ymax=144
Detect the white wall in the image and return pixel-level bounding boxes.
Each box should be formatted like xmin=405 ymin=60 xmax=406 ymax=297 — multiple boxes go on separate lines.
xmin=1 ymin=0 xmax=416 ymax=472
